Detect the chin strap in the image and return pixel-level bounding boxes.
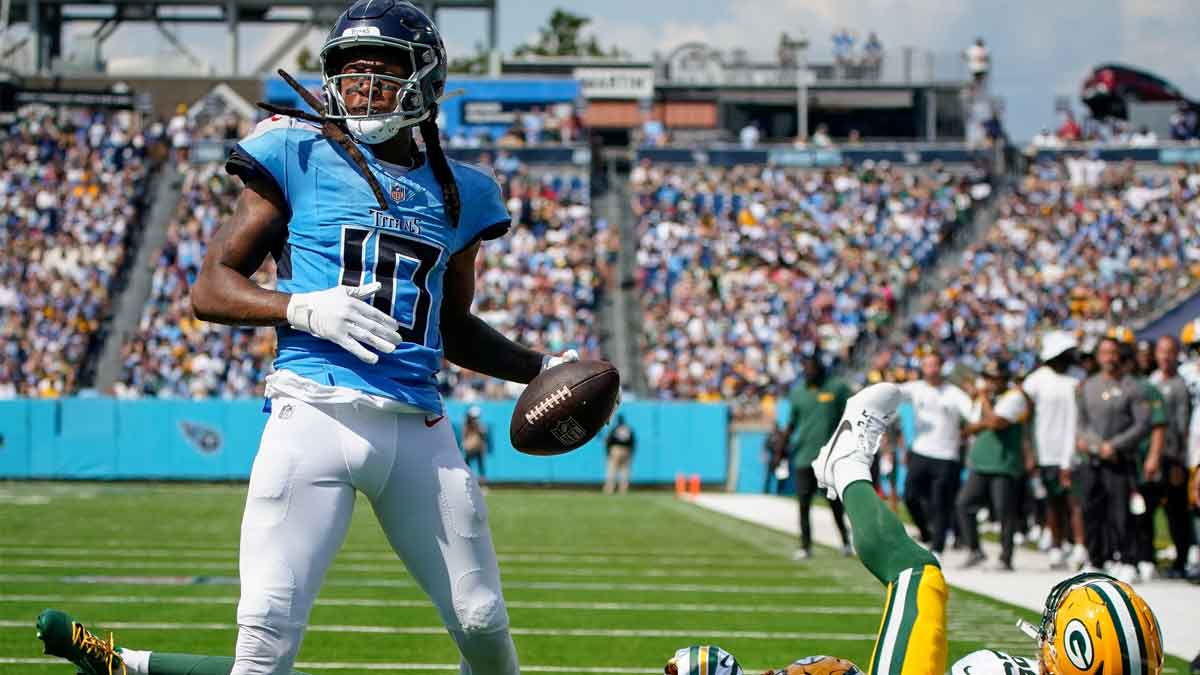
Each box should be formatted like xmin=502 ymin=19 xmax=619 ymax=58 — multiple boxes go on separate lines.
xmin=254 ymin=68 xmax=389 ymax=210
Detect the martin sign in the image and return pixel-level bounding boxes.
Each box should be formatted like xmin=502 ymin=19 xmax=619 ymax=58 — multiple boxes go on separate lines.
xmin=573 ymin=67 xmax=655 ymax=100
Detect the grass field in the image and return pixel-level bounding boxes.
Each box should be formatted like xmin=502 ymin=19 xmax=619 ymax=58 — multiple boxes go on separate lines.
xmin=0 ymin=483 xmax=1189 ymax=673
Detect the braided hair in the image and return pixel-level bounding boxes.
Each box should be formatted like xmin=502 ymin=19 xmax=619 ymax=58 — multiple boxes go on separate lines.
xmin=258 ymin=68 xmax=460 ymax=228
xmin=419 ymin=104 xmax=460 ymax=228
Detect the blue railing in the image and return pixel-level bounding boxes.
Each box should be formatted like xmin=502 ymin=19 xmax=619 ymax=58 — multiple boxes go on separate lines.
xmin=0 ymin=399 xmax=728 ymax=484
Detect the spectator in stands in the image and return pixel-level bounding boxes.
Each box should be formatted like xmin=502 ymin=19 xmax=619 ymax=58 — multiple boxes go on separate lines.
xmin=862 ymin=32 xmax=883 ymax=78
xmin=1056 ymin=112 xmax=1082 ymax=142
xmin=1030 ymin=128 xmax=1062 ymax=149
xmin=1076 ymin=337 xmax=1149 ymax=582
xmin=739 ymin=121 xmax=761 ymax=148
xmin=604 ymin=414 xmax=636 ymax=495
xmin=1130 ymin=125 xmax=1159 ymax=147
xmin=1147 ymin=335 xmax=1194 ymax=579
xmin=964 ymin=38 xmax=990 ymax=86
xmin=522 ymin=106 xmax=545 ymax=145
xmin=1021 ymin=331 xmax=1082 ymax=570
xmin=958 ymin=359 xmax=1030 ymax=571
xmin=811 ymin=124 xmax=834 ymax=148
xmin=832 ymin=28 xmax=856 ymax=77
xmin=786 ymin=349 xmax=854 ymax=560
xmin=895 ymin=349 xmax=973 ymax=557
xmin=1169 ymin=104 xmax=1197 ymax=141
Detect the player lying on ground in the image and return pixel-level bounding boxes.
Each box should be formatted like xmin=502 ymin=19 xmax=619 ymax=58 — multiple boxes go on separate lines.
xmin=665 ymin=383 xmax=1165 ymax=675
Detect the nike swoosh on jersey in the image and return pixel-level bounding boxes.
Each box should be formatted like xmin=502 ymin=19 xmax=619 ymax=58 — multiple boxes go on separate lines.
xmin=424 ymin=415 xmax=444 ymax=428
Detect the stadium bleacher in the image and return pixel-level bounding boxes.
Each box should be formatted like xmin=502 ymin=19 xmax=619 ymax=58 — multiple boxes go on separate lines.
xmin=882 ymin=157 xmax=1200 ymax=376
xmin=631 ymin=160 xmax=988 ymax=418
xmin=0 ymin=109 xmax=152 ymax=398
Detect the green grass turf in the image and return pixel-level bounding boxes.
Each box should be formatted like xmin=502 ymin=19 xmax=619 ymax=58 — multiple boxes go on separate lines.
xmin=0 ymin=483 xmax=1189 ymax=673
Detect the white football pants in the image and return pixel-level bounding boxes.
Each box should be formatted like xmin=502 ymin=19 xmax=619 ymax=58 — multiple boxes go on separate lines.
xmin=230 ymin=396 xmax=519 ymax=675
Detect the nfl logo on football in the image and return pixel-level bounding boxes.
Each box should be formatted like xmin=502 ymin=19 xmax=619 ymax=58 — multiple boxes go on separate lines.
xmin=550 ymin=417 xmax=588 ymax=446
xmin=390 ymin=182 xmax=407 ymax=204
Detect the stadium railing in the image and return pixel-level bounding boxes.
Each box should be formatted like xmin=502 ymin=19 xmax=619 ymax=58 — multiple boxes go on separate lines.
xmin=0 ymin=398 xmax=728 ymax=485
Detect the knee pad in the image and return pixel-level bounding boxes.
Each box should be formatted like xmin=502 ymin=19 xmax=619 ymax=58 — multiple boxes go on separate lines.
xmin=451 ymin=568 xmax=509 ymax=634
xmin=231 ymin=622 xmax=303 ymax=675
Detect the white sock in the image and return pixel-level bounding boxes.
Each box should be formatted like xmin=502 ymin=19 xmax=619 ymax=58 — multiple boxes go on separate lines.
xmin=118 ymin=648 xmax=151 ymax=675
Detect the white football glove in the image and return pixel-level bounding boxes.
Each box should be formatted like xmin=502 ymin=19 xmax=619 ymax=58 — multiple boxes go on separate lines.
xmin=286 ymin=282 xmax=403 ymax=365
xmin=541 ymin=349 xmax=580 ymax=372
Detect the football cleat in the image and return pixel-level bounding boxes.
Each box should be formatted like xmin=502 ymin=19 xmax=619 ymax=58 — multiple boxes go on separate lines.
xmin=36 ymin=609 xmax=127 ymax=675
xmin=812 ymin=383 xmax=901 ymax=500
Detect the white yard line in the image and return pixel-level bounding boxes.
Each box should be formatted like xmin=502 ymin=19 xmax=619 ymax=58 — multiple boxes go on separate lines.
xmin=0 ymin=594 xmax=880 ymax=615
xmin=0 ymin=619 xmax=877 ymax=641
xmin=0 ymin=544 xmax=790 ymax=569
xmin=0 ymin=573 xmax=871 ymax=596
xmin=0 ymin=556 xmax=814 ymax=580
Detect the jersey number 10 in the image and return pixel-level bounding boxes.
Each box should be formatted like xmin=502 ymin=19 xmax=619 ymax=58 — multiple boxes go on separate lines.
xmin=340 ymin=226 xmax=442 ymax=347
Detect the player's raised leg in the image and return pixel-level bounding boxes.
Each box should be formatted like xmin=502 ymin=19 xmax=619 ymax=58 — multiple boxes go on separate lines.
xmin=367 ymin=415 xmax=519 ymax=675
xmin=812 ymin=383 xmax=948 ymax=675
xmin=231 ymin=398 xmax=358 ymax=675
xmin=36 ymin=609 xmax=322 ymax=675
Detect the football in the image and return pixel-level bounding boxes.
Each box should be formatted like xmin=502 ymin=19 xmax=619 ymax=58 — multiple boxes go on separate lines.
xmin=510 ymin=360 xmax=620 ymax=455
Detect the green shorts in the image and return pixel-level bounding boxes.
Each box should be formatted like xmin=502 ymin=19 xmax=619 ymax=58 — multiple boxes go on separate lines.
xmin=1038 ymin=465 xmax=1068 ymax=498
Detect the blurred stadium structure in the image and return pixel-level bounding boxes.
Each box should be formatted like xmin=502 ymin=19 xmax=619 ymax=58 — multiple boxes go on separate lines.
xmin=1 ymin=0 xmax=1199 ymax=490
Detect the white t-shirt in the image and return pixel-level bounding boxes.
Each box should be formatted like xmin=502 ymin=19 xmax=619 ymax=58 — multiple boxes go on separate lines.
xmin=969 ymin=389 xmax=1028 ymax=426
xmin=1022 ymin=365 xmax=1081 ymax=467
xmin=898 ymin=380 xmax=973 ymax=461
xmin=966 ymin=45 xmax=990 ymax=75
xmin=951 ymin=650 xmax=1038 ymax=675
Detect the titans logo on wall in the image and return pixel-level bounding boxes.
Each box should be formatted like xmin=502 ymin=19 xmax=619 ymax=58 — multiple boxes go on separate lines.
xmin=179 ymin=421 xmax=223 ymax=455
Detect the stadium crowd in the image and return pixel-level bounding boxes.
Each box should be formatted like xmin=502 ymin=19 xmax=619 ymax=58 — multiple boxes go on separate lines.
xmin=438 ymin=159 xmax=611 ymax=400
xmin=883 ymin=158 xmax=1200 ymax=378
xmin=0 ymin=109 xmax=153 ymax=398
xmin=114 ymin=162 xmax=277 ymax=399
xmin=631 ymin=159 xmax=990 ymax=419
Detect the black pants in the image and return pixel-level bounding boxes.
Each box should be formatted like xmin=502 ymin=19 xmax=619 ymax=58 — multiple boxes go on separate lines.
xmin=1075 ymin=460 xmax=1135 ymax=567
xmin=465 ymin=451 xmax=485 ymax=477
xmin=796 ymin=465 xmax=850 ymax=551
xmin=903 ymin=453 xmax=961 ymax=553
xmin=957 ymin=471 xmax=1020 ymax=564
xmin=1137 ymin=457 xmax=1194 ymax=571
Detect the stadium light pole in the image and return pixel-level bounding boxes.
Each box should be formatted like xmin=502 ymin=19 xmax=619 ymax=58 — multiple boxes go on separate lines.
xmin=783 ymin=33 xmax=810 ymax=141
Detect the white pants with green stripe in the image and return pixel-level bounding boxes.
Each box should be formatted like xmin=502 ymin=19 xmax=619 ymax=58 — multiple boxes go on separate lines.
xmin=867 ymin=564 xmax=949 ymax=675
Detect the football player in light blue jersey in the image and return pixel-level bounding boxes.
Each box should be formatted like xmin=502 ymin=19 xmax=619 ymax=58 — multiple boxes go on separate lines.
xmin=32 ymin=2 xmax=573 ymax=675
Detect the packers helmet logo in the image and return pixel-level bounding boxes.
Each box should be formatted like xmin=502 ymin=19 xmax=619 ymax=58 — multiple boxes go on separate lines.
xmin=1063 ymin=619 xmax=1094 ymax=670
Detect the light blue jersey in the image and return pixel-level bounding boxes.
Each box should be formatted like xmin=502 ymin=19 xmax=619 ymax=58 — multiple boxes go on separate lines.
xmin=226 ymin=115 xmax=511 ymax=413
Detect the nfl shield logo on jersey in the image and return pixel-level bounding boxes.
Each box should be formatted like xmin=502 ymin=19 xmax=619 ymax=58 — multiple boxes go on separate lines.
xmin=390 ymin=182 xmax=407 ymax=204
xmin=550 ymin=417 xmax=587 ymax=446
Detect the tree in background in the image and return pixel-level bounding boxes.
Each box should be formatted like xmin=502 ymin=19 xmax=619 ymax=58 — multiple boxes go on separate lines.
xmin=513 ymin=9 xmax=627 ymax=58
xmin=449 ymin=41 xmax=489 ymax=75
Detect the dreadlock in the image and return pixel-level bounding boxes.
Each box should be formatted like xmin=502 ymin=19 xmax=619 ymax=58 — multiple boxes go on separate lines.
xmin=255 ymin=69 xmax=387 ymax=211
xmin=258 ymin=69 xmax=461 ymax=228
xmin=418 ymin=104 xmax=461 ymax=228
